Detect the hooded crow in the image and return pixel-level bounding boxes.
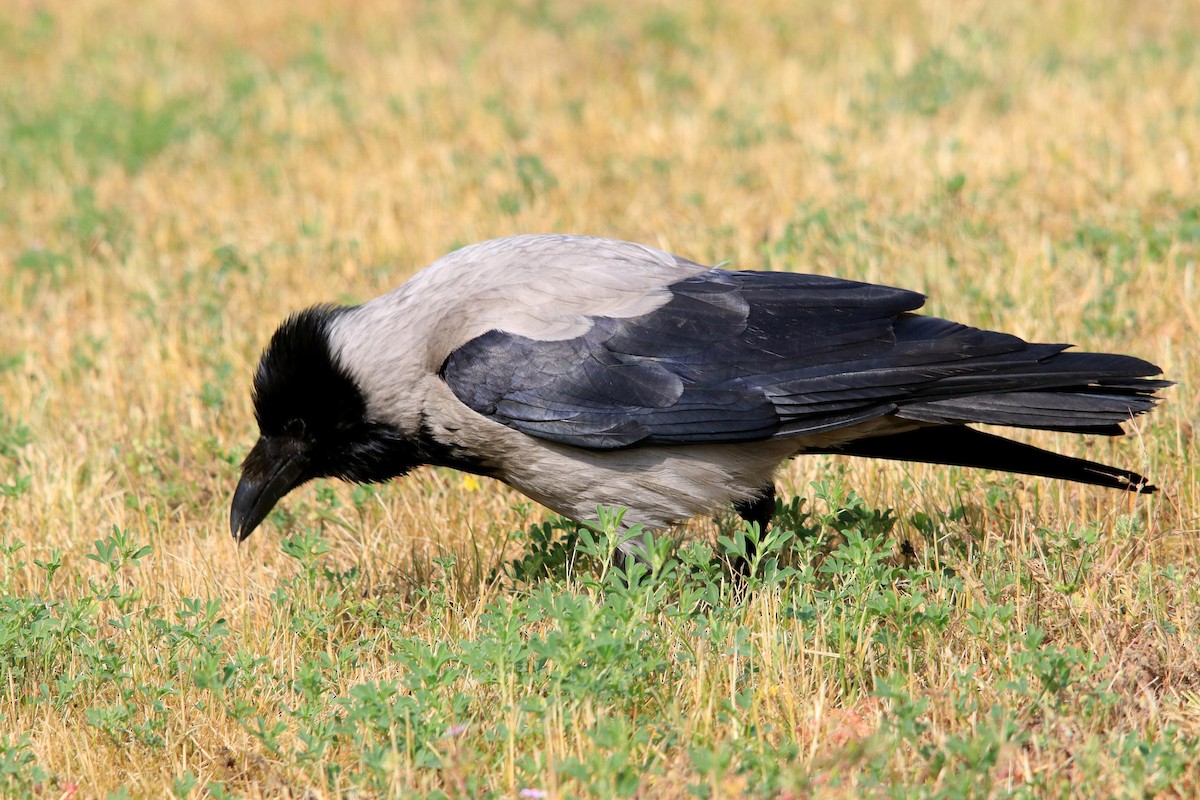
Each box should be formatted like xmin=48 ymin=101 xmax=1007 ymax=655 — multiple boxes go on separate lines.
xmin=231 ymin=234 xmax=1167 ymax=567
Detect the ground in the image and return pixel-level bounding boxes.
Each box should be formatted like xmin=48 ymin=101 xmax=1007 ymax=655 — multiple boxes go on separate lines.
xmin=1 ymin=0 xmax=1198 ymax=797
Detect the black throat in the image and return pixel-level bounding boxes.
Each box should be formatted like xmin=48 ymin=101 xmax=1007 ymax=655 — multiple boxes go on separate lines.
xmin=251 ymin=305 xmax=493 ymax=486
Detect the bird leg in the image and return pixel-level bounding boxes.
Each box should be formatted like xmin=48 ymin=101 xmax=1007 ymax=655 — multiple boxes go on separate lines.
xmin=612 ymin=529 xmax=651 ymax=577
xmin=731 ymin=484 xmax=776 ymax=576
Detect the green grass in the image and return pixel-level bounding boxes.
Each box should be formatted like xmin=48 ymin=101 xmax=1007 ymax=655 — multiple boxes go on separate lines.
xmin=3 ymin=487 xmax=1196 ymax=797
xmin=1 ymin=0 xmax=1198 ymax=797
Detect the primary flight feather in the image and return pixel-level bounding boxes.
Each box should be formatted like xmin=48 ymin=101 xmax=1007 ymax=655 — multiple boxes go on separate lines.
xmin=231 ymin=234 xmax=1167 ymax=567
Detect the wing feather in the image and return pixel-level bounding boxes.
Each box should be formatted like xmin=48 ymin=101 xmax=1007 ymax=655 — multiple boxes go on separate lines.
xmin=440 ymin=269 xmax=1164 ymax=450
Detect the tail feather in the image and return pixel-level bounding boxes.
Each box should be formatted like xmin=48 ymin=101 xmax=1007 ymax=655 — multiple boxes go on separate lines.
xmin=890 ymin=346 xmax=1168 ymax=434
xmin=818 ymin=426 xmax=1155 ymax=493
xmin=898 ymin=389 xmax=1161 ymax=433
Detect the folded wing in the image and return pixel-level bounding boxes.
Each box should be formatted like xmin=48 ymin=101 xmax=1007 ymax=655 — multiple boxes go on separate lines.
xmin=440 ymin=269 xmax=1166 ymax=451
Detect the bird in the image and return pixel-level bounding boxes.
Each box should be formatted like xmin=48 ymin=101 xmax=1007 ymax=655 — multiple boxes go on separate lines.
xmin=230 ymin=234 xmax=1168 ymax=570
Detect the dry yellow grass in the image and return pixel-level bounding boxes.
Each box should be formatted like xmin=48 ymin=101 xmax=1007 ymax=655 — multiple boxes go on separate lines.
xmin=1 ymin=0 xmax=1198 ymax=797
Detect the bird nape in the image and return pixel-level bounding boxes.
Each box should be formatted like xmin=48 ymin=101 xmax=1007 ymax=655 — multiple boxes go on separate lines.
xmin=230 ymin=234 xmax=1169 ymax=573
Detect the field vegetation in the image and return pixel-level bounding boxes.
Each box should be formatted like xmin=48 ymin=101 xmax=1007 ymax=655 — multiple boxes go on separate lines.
xmin=1 ymin=0 xmax=1198 ymax=796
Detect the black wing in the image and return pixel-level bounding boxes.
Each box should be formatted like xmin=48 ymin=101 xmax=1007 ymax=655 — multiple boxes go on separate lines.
xmin=441 ymin=270 xmax=1164 ymax=450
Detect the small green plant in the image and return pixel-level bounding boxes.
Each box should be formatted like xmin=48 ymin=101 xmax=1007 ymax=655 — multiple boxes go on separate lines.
xmin=0 ymin=735 xmax=47 ymax=796
xmin=500 ymin=516 xmax=582 ymax=583
xmin=0 ymin=408 xmax=31 ymax=459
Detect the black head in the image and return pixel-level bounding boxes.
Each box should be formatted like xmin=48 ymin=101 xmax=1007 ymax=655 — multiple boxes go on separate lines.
xmin=230 ymin=305 xmax=420 ymax=541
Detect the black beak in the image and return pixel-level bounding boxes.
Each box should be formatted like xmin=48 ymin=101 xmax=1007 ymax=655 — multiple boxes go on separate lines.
xmin=230 ymin=436 xmax=310 ymax=541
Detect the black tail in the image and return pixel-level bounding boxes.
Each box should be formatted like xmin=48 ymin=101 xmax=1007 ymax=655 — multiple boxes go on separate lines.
xmin=894 ymin=350 xmax=1169 ymax=434
xmin=819 ymin=426 xmax=1155 ymax=493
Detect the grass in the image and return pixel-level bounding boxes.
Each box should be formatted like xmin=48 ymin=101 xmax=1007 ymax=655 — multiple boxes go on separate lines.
xmin=1 ymin=0 xmax=1198 ymax=796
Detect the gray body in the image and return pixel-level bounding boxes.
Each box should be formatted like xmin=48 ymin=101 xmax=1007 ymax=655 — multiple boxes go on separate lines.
xmin=331 ymin=236 xmax=901 ymax=531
